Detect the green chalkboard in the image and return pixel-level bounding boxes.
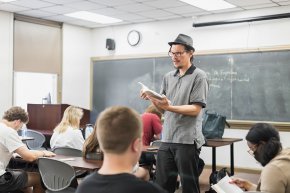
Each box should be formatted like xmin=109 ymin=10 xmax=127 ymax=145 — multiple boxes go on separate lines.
xmin=92 ymin=50 xmax=290 ymax=123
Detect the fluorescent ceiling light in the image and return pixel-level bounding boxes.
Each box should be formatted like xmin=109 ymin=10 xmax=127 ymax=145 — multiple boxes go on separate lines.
xmin=0 ymin=0 xmax=17 ymax=2
xmin=179 ymin=0 xmax=236 ymax=11
xmin=65 ymin=11 xmax=122 ymax=24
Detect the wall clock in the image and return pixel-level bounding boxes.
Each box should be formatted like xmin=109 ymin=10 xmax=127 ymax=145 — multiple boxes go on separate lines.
xmin=127 ymin=30 xmax=141 ymax=46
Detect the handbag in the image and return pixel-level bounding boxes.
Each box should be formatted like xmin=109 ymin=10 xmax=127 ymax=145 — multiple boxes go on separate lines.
xmin=202 ymin=110 xmax=230 ymax=139
xmin=205 ymin=168 xmax=230 ymax=193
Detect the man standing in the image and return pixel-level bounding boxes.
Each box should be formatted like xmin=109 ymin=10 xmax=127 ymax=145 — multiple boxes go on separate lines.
xmin=0 ymin=106 xmax=55 ymax=193
xmin=141 ymin=34 xmax=209 ymax=193
xmin=76 ymin=106 xmax=166 ymax=193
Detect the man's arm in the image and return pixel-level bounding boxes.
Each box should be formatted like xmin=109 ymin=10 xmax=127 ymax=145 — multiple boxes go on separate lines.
xmin=15 ymin=146 xmax=55 ymax=162
xmin=149 ymin=96 xmax=202 ymax=117
xmin=166 ymin=104 xmax=202 ymax=117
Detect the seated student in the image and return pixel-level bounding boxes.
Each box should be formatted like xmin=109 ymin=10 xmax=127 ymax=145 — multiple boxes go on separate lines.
xmin=82 ymin=122 xmax=150 ymax=181
xmin=230 ymin=123 xmax=290 ymax=193
xmin=141 ymin=104 xmax=163 ymax=146
xmin=140 ymin=104 xmax=162 ymax=172
xmin=76 ymin=106 xmax=167 ymax=193
xmin=0 ymin=106 xmax=55 ymax=193
xmin=50 ymin=106 xmax=84 ymax=151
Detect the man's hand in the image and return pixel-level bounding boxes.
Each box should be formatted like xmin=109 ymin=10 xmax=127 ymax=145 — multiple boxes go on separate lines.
xmin=140 ymin=89 xmax=149 ymax=100
xmin=149 ymin=95 xmax=170 ymax=111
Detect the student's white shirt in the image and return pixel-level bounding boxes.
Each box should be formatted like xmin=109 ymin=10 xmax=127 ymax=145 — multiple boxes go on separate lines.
xmin=50 ymin=126 xmax=84 ymax=151
xmin=0 ymin=122 xmax=25 ymax=176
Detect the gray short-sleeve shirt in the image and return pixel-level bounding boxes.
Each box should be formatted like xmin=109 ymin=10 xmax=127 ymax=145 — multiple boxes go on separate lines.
xmin=160 ymin=65 xmax=209 ymax=148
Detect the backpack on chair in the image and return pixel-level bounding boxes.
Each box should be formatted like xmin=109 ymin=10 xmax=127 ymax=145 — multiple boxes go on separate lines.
xmin=205 ymin=168 xmax=230 ymax=193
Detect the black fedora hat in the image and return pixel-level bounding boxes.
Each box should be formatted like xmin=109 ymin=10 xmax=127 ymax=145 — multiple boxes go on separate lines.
xmin=168 ymin=34 xmax=195 ymax=51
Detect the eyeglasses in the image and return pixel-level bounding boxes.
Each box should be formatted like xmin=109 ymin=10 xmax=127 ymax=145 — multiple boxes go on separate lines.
xmin=168 ymin=51 xmax=187 ymax=57
xmin=247 ymin=149 xmax=255 ymax=157
xmin=247 ymin=144 xmax=257 ymax=157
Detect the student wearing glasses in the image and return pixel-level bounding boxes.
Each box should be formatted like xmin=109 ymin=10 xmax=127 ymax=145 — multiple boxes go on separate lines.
xmin=141 ymin=34 xmax=209 ymax=193
xmin=231 ymin=123 xmax=290 ymax=193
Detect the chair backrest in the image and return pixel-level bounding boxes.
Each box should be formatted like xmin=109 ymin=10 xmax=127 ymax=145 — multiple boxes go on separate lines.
xmin=53 ymin=147 xmax=82 ymax=157
xmin=38 ymin=157 xmax=76 ymax=192
xmin=150 ymin=140 xmax=162 ymax=147
xmin=25 ymin=129 xmax=46 ymax=150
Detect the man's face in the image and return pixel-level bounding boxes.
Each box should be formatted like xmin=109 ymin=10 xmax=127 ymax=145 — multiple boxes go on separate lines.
xmin=169 ymin=44 xmax=192 ymax=69
xmin=14 ymin=120 xmax=24 ymax=131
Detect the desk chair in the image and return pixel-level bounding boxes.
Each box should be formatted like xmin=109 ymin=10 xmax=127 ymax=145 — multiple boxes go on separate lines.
xmin=143 ymin=140 xmax=162 ymax=181
xmin=150 ymin=140 xmax=162 ymax=147
xmin=23 ymin=129 xmax=46 ymax=150
xmin=38 ymin=157 xmax=76 ymax=193
xmin=52 ymin=147 xmax=88 ymax=178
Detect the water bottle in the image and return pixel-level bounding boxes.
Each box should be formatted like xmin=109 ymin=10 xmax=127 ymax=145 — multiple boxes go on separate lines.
xmin=85 ymin=124 xmax=94 ymax=139
xmin=22 ymin=127 xmax=27 ymax=137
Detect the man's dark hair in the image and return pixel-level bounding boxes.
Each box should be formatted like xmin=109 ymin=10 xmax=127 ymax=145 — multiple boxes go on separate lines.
xmin=246 ymin=123 xmax=282 ymax=166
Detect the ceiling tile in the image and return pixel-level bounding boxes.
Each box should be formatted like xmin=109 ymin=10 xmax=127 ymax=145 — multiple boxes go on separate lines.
xmin=113 ymin=12 xmax=147 ymax=21
xmin=278 ymin=1 xmax=290 ymax=5
xmin=0 ymin=0 xmax=289 ymax=29
xmin=138 ymin=9 xmax=176 ymax=18
xmin=65 ymin=1 xmax=106 ymax=10
xmin=243 ymin=3 xmax=279 ymax=10
xmin=11 ymin=0 xmax=56 ymax=9
xmin=210 ymin=7 xmax=244 ymax=13
xmin=40 ymin=5 xmax=76 ymax=14
xmin=226 ymin=0 xmax=274 ymax=7
xmin=17 ymin=9 xmax=57 ymax=18
xmin=88 ymin=0 xmax=134 ymax=6
xmin=43 ymin=14 xmax=75 ymax=22
xmin=90 ymin=7 xmax=126 ymax=16
xmin=0 ymin=3 xmax=30 ymax=12
xmin=143 ymin=0 xmax=185 ymax=9
xmin=65 ymin=18 xmax=106 ymax=28
xmin=42 ymin=0 xmax=81 ymax=4
xmin=165 ymin=5 xmax=204 ymax=15
xmin=270 ymin=0 xmax=289 ymax=2
xmin=115 ymin=3 xmax=154 ymax=12
xmin=134 ymin=0 xmax=155 ymax=2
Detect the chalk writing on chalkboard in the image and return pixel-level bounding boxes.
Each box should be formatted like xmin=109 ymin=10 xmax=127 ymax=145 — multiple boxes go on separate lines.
xmin=92 ymin=50 xmax=290 ymax=123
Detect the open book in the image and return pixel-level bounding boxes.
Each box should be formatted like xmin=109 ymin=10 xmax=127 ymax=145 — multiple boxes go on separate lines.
xmin=212 ymin=175 xmax=244 ymax=193
xmin=138 ymin=82 xmax=163 ymax=100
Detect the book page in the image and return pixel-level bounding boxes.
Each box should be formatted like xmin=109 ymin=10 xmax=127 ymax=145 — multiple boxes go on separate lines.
xmin=138 ymin=82 xmax=163 ymax=100
xmin=211 ymin=175 xmax=244 ymax=193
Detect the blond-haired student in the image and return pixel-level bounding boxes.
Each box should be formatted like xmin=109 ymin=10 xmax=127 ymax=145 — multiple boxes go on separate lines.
xmin=50 ymin=106 xmax=84 ymax=151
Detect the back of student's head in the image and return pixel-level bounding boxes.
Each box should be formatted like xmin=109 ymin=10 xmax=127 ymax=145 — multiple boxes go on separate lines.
xmin=97 ymin=106 xmax=142 ymax=154
xmin=145 ymin=104 xmax=162 ymax=119
xmin=83 ymin=124 xmax=101 ymax=157
xmin=55 ymin=106 xmax=83 ymax=133
xmin=3 ymin=106 xmax=29 ymax=123
xmin=246 ymin=123 xmax=282 ymax=166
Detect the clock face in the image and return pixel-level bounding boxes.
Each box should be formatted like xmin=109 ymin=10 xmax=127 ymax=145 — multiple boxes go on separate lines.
xmin=127 ymin=30 xmax=141 ymax=46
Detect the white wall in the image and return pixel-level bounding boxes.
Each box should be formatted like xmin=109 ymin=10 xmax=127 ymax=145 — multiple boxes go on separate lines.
xmin=91 ymin=17 xmax=290 ymax=55
xmin=0 ymin=11 xmax=13 ymax=116
xmin=62 ymin=24 xmax=92 ymax=110
xmin=90 ymin=14 xmax=290 ymax=170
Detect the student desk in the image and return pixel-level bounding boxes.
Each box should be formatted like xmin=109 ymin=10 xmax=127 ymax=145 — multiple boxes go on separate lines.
xmin=143 ymin=138 xmax=243 ymax=176
xmin=51 ymin=155 xmax=102 ymax=171
xmin=205 ymin=138 xmax=243 ymax=176
xmin=20 ymin=136 xmax=34 ymax=141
